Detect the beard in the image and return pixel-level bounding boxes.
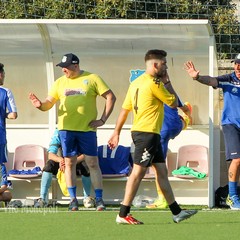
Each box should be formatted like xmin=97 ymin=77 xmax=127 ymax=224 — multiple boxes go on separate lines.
xmin=156 ymin=69 xmax=166 ymax=79
xmin=155 ymin=74 xmax=162 ymax=80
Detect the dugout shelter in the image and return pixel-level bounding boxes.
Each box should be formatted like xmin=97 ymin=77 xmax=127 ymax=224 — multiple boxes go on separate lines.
xmin=0 ymin=19 xmax=219 ymax=207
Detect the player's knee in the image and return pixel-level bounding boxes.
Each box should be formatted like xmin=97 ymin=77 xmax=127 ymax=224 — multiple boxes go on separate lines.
xmin=2 ymin=191 xmax=12 ymax=202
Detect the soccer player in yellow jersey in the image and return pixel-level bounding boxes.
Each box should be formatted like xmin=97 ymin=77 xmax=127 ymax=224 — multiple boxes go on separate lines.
xmin=108 ymin=49 xmax=197 ymax=224
xmin=29 ymin=53 xmax=116 ymax=211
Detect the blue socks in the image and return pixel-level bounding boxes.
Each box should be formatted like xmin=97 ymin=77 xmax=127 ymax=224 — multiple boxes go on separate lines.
xmin=95 ymin=189 xmax=103 ymax=201
xmin=229 ymin=181 xmax=238 ymax=197
xmin=68 ymin=186 xmax=77 ymax=199
xmin=82 ymin=176 xmax=92 ymax=198
xmin=40 ymin=171 xmax=53 ymax=201
xmin=40 ymin=172 xmax=98 ymax=201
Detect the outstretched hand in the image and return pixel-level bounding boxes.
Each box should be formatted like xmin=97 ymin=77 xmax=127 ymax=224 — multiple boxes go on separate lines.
xmin=184 ymin=61 xmax=200 ymax=79
xmin=29 ymin=93 xmax=42 ymax=108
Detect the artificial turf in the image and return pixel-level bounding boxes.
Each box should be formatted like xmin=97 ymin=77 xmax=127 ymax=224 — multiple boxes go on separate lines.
xmin=0 ymin=206 xmax=239 ymax=240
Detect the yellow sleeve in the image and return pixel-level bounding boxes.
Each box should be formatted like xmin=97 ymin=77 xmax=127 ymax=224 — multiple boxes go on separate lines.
xmin=122 ymin=87 xmax=132 ymax=111
xmin=151 ymin=82 xmax=176 ymax=106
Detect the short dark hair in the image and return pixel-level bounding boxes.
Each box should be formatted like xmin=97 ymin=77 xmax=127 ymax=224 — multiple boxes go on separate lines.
xmin=145 ymin=49 xmax=167 ymax=62
xmin=0 ymin=63 xmax=4 ymax=73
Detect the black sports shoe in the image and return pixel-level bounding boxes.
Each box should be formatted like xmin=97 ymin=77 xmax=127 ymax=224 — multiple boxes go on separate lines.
xmin=68 ymin=198 xmax=79 ymax=211
xmin=95 ymin=198 xmax=106 ymax=211
xmin=173 ymin=210 xmax=197 ymax=223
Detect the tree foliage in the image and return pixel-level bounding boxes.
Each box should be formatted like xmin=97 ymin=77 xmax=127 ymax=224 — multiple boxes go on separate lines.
xmin=0 ymin=0 xmax=239 ymax=58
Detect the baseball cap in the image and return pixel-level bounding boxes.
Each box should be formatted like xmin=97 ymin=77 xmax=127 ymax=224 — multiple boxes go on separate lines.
xmin=56 ymin=53 xmax=79 ymax=67
xmin=231 ymin=53 xmax=240 ymax=64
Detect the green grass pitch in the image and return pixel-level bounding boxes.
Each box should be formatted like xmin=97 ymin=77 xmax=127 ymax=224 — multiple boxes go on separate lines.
xmin=1 ymin=207 xmax=239 ymax=240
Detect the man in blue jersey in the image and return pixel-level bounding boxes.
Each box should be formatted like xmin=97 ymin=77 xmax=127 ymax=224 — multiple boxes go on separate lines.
xmin=161 ymin=101 xmax=192 ymax=161
xmin=34 ymin=129 xmax=94 ymax=210
xmin=184 ymin=54 xmax=240 ymax=210
xmin=0 ymin=63 xmax=17 ymax=204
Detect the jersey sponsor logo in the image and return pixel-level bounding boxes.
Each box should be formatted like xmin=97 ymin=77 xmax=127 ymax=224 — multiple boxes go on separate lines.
xmin=65 ymin=89 xmax=86 ymax=96
xmin=140 ymin=148 xmax=151 ymax=163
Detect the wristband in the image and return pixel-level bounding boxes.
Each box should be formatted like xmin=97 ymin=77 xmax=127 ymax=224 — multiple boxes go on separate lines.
xmin=100 ymin=119 xmax=105 ymax=124
xmin=164 ymin=81 xmax=171 ymax=86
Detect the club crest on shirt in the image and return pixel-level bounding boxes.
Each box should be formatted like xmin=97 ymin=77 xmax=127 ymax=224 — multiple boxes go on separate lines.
xmin=83 ymin=79 xmax=89 ymax=85
xmin=232 ymin=87 xmax=238 ymax=94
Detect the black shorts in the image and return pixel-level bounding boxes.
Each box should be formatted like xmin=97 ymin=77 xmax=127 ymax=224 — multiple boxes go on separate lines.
xmin=43 ymin=160 xmax=90 ymax=177
xmin=222 ymin=124 xmax=240 ymax=161
xmin=131 ymin=131 xmax=165 ymax=167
